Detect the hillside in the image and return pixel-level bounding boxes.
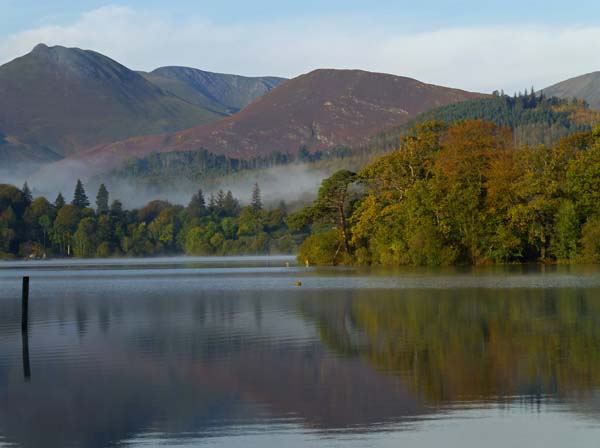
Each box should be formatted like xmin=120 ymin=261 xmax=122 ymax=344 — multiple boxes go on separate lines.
xmin=66 ymin=69 xmax=481 ymax=172
xmin=364 ymin=93 xmax=600 ymax=155
xmin=0 ymin=128 xmax=63 ymax=176
xmin=142 ymin=67 xmax=287 ymax=114
xmin=0 ymin=44 xmax=222 ymax=168
xmin=542 ymin=72 xmax=600 ymax=110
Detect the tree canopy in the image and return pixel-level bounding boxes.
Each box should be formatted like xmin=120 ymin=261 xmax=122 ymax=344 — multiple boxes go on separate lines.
xmin=296 ymin=119 xmax=600 ymax=266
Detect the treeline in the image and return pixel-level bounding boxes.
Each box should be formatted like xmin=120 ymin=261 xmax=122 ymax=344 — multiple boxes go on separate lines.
xmin=108 ymin=146 xmax=353 ymax=188
xmin=366 ymin=92 xmax=600 ymax=157
xmin=0 ymin=181 xmax=299 ymax=259
xmin=293 ymin=119 xmax=600 ymax=266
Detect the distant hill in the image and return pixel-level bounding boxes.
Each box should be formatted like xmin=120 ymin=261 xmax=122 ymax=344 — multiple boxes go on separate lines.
xmin=141 ymin=67 xmax=287 ymax=114
xmin=0 ymin=44 xmax=223 ymax=169
xmin=67 ymin=69 xmax=481 ymax=172
xmin=542 ymin=72 xmax=600 ymax=110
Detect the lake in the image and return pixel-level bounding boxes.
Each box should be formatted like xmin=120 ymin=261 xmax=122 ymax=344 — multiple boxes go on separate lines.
xmin=1 ymin=257 xmax=600 ymax=447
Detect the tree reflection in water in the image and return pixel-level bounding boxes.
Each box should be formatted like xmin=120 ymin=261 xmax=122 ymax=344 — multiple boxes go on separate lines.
xmin=302 ymin=287 xmax=600 ymax=403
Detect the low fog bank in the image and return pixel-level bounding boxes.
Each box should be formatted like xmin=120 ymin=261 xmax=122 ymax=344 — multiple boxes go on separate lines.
xmin=1 ymin=162 xmax=334 ymax=210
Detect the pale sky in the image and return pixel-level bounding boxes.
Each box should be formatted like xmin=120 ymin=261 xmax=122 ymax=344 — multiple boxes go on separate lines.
xmin=2 ymin=1 xmax=600 ymax=93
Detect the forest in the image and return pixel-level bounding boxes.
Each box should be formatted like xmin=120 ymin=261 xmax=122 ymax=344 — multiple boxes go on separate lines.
xmin=0 ymin=180 xmax=300 ymax=259
xmin=107 ymin=146 xmax=354 ymax=189
xmin=294 ymin=119 xmax=600 ymax=266
xmin=4 ymin=99 xmax=600 ymax=264
xmin=365 ymin=92 xmax=600 ymax=157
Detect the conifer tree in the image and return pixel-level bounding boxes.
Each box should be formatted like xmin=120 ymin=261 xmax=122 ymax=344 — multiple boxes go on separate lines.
xmin=110 ymin=200 xmax=123 ymax=215
xmin=72 ymin=179 xmax=90 ymax=209
xmin=216 ymin=190 xmax=226 ymax=208
xmin=22 ymin=182 xmax=32 ymax=204
xmin=54 ymin=192 xmax=66 ymax=209
xmin=224 ymin=190 xmax=239 ymax=216
xmin=96 ymin=184 xmax=109 ymax=214
xmin=188 ymin=189 xmax=206 ymax=218
xmin=251 ymin=183 xmax=263 ymax=210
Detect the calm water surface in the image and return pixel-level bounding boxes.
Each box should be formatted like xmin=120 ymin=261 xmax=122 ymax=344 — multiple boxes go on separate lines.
xmin=1 ymin=257 xmax=600 ymax=447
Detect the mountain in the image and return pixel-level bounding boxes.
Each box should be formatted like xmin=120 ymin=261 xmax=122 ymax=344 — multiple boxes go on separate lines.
xmin=0 ymin=44 xmax=222 ymax=169
xmin=141 ymin=67 xmax=287 ymax=114
xmin=541 ymin=72 xmax=600 ymax=110
xmin=67 ymin=69 xmax=481 ymax=172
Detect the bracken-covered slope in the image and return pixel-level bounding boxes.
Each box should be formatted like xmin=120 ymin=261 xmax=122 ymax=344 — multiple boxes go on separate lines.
xmin=142 ymin=66 xmax=287 ymax=114
xmin=542 ymin=71 xmax=600 ymax=110
xmin=71 ymin=69 xmax=481 ymax=170
xmin=0 ymin=44 xmax=222 ymax=166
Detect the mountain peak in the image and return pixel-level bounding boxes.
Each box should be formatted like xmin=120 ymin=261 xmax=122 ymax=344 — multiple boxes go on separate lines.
xmin=0 ymin=45 xmax=223 ymax=161
xmin=32 ymin=43 xmax=50 ymax=52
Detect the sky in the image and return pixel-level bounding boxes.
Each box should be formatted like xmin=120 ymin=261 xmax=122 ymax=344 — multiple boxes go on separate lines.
xmin=2 ymin=0 xmax=600 ymax=93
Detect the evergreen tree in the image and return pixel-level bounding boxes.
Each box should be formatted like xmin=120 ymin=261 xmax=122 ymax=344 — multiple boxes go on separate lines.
xmin=298 ymin=145 xmax=311 ymax=162
xmin=216 ymin=190 xmax=226 ymax=209
xmin=224 ymin=190 xmax=240 ymax=216
xmin=96 ymin=184 xmax=109 ymax=214
xmin=72 ymin=179 xmax=90 ymax=209
xmin=188 ymin=189 xmax=206 ymax=218
xmin=110 ymin=200 xmax=123 ymax=215
xmin=22 ymin=182 xmax=32 ymax=204
xmin=54 ymin=192 xmax=66 ymax=209
xmin=251 ymin=183 xmax=263 ymax=210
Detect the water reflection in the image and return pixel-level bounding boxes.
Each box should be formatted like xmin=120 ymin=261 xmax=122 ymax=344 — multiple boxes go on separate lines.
xmin=0 ymin=261 xmax=599 ymax=448
xmin=303 ymin=287 xmax=600 ymax=403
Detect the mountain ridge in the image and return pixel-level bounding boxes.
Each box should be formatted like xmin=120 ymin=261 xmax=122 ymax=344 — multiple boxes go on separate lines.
xmin=0 ymin=44 xmax=254 ymax=172
xmin=64 ymin=68 xmax=481 ymax=173
xmin=141 ymin=66 xmax=287 ymax=114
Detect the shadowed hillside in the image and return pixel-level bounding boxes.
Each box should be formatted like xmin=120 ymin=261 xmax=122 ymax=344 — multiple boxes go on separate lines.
xmin=142 ymin=66 xmax=287 ymax=114
xmin=0 ymin=44 xmax=222 ymax=170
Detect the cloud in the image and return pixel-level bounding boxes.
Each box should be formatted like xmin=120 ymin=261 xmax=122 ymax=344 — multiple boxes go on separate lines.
xmin=1 ymin=5 xmax=600 ymax=93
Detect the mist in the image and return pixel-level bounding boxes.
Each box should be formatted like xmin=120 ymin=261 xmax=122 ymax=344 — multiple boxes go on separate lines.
xmin=1 ymin=161 xmax=334 ymax=211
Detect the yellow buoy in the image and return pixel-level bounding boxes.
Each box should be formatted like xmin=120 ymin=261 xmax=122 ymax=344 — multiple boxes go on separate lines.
xmin=294 ymin=281 xmax=302 ymax=287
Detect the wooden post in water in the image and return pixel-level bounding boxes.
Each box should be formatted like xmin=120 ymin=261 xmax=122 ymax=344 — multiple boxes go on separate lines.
xmin=21 ymin=276 xmax=31 ymax=381
xmin=22 ymin=328 xmax=31 ymax=381
xmin=21 ymin=276 xmax=29 ymax=331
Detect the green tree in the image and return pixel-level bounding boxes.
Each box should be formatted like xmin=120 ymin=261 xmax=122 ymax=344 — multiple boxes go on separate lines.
xmin=187 ymin=188 xmax=206 ymax=219
xmin=96 ymin=184 xmax=109 ymax=214
xmin=39 ymin=214 xmax=52 ymax=250
xmin=580 ymin=218 xmax=600 ymax=263
xmin=311 ymin=170 xmax=357 ymax=255
xmin=54 ymin=192 xmax=66 ymax=209
xmin=73 ymin=217 xmax=98 ymax=257
xmin=251 ymin=183 xmax=263 ymax=211
xmin=24 ymin=197 xmax=53 ymax=242
xmin=22 ymin=182 xmax=32 ymax=204
xmin=72 ymin=180 xmax=90 ymax=209
xmin=551 ymin=200 xmax=580 ymax=260
xmin=53 ymin=204 xmax=80 ymax=255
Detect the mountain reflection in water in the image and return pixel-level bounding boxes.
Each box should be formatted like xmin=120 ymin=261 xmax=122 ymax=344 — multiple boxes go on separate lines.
xmin=1 ymin=259 xmax=600 ymax=448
